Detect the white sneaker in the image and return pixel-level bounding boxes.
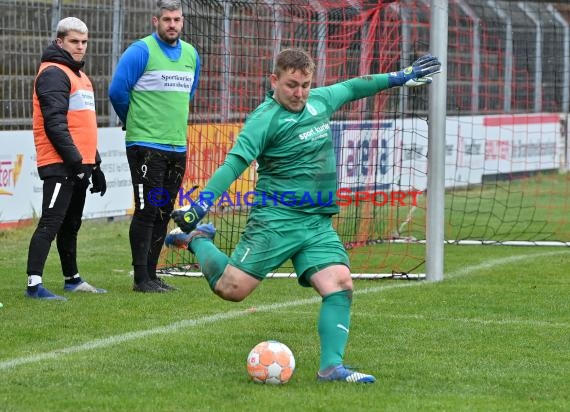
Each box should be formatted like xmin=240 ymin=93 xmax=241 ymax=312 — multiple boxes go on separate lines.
xmin=64 ymin=281 xmax=107 ymax=293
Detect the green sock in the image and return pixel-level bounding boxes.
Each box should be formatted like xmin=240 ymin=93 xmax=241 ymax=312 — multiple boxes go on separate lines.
xmin=318 ymin=289 xmax=352 ymax=371
xmin=190 ymin=237 xmax=229 ymax=291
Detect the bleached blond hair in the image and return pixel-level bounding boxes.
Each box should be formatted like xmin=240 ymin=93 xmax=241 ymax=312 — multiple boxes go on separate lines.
xmin=56 ymin=17 xmax=88 ymax=39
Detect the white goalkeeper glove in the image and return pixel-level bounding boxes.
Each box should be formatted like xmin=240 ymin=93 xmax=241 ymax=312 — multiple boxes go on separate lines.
xmin=388 ymin=54 xmax=442 ymax=88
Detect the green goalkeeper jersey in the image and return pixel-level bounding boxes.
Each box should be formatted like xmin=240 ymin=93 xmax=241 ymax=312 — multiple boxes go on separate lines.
xmin=207 ymin=74 xmax=391 ymax=215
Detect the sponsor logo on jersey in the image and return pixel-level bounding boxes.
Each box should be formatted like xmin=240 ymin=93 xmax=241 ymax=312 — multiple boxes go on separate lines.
xmin=298 ymin=122 xmax=330 ymax=141
xmin=306 ymin=102 xmax=317 ymax=116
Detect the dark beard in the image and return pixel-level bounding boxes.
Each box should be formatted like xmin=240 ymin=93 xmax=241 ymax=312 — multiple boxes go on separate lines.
xmin=157 ymin=31 xmax=180 ymax=45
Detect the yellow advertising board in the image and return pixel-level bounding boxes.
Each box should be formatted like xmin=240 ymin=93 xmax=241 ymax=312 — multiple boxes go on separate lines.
xmin=180 ymin=123 xmax=255 ymax=207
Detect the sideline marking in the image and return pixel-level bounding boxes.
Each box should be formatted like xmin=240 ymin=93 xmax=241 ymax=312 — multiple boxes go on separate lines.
xmin=1 ymin=251 xmax=567 ymax=371
xmin=383 ymin=313 xmax=570 ymax=329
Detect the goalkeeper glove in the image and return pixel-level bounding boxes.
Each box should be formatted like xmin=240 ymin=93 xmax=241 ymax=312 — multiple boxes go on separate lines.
xmin=90 ymin=165 xmax=107 ymax=196
xmin=388 ymin=54 xmax=442 ymax=88
xmin=171 ymin=200 xmax=211 ymax=233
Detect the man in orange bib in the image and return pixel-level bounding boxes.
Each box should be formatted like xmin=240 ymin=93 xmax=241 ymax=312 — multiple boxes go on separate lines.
xmin=26 ymin=17 xmax=107 ymax=300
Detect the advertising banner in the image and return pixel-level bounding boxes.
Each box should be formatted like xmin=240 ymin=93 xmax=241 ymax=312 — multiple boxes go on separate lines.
xmin=0 ymin=114 xmax=563 ymax=225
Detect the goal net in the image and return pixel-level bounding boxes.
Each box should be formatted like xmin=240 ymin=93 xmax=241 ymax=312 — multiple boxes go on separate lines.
xmin=0 ymin=1 xmax=568 ymax=278
xmin=159 ymin=0 xmax=570 ymax=278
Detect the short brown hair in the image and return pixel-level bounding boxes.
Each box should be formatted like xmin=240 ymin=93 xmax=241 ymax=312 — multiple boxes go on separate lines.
xmin=273 ymin=48 xmax=315 ymax=77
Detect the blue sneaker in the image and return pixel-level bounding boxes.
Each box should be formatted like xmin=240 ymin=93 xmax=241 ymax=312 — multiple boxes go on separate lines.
xmin=317 ymin=365 xmax=376 ymax=383
xmin=165 ymin=223 xmax=216 ymax=250
xmin=25 ymin=284 xmax=67 ymax=301
xmin=64 ymin=281 xmax=107 ymax=293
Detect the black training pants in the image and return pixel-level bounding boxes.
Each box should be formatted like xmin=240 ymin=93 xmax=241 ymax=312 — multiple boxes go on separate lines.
xmin=27 ymin=175 xmax=88 ymax=278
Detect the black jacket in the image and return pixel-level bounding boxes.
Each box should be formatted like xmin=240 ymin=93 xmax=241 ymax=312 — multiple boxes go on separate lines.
xmin=34 ymin=41 xmax=101 ymax=179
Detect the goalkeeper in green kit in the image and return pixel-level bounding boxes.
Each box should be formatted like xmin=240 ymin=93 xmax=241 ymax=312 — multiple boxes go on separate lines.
xmin=167 ymin=49 xmax=441 ymax=383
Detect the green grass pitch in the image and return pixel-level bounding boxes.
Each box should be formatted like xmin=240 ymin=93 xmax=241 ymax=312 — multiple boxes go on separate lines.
xmin=0 ymin=219 xmax=569 ymax=411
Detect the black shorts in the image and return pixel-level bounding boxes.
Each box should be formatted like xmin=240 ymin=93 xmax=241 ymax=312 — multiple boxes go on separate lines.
xmin=126 ymin=145 xmax=186 ymax=212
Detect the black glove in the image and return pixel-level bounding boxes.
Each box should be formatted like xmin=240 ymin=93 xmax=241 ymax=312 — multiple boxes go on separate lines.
xmin=70 ymin=162 xmax=90 ymax=185
xmin=90 ymin=165 xmax=107 ymax=196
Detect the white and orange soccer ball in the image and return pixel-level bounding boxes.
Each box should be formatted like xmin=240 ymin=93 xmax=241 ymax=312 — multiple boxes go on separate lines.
xmin=246 ymin=340 xmax=295 ymax=384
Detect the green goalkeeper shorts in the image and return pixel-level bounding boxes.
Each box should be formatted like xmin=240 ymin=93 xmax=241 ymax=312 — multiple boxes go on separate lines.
xmin=228 ymin=206 xmax=350 ymax=287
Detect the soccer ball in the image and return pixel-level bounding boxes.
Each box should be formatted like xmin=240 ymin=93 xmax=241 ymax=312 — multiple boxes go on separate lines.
xmin=246 ymin=340 xmax=295 ymax=384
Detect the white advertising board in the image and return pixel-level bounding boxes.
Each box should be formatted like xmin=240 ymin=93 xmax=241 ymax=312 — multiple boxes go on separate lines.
xmin=333 ymin=113 xmax=562 ymax=192
xmin=0 ymin=127 xmax=132 ymax=226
